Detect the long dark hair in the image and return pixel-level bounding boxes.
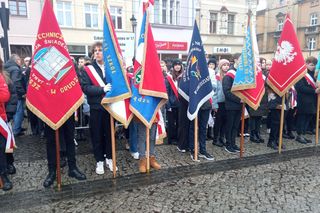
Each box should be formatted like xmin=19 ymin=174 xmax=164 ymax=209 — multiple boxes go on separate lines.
xmin=0 ymin=57 xmax=12 ymax=84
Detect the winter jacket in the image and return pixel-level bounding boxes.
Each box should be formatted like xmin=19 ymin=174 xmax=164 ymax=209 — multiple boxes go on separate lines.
xmin=4 ymin=59 xmax=26 ymax=99
xmin=222 ymin=71 xmax=241 ymax=110
xmin=165 ymin=74 xmax=179 ymax=110
xmin=212 ymin=74 xmax=225 ymax=109
xmin=81 ymin=60 xmax=107 ymax=110
xmin=0 ymin=73 xmax=10 ymax=120
xmin=295 ymin=70 xmax=317 ymax=114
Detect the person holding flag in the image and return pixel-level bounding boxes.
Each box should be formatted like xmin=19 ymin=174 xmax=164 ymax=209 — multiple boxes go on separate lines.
xmin=178 ymin=21 xmax=214 ymax=161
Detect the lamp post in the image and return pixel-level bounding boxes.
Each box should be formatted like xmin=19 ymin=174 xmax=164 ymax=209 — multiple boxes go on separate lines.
xmin=130 ymin=14 xmax=137 ymax=59
xmin=0 ymin=2 xmax=10 ymax=62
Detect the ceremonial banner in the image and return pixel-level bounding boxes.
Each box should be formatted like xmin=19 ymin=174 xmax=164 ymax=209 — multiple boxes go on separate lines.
xmin=0 ymin=118 xmax=15 ymax=153
xmin=26 ymin=0 xmax=84 ymax=130
xmin=178 ymin=21 xmax=214 ymax=120
xmin=101 ymin=5 xmax=132 ymax=128
xmin=316 ymin=52 xmax=320 ymax=84
xmin=267 ymin=14 xmax=306 ymax=96
xmin=231 ymin=19 xmax=265 ymax=110
xmin=129 ymin=0 xmax=168 ymax=128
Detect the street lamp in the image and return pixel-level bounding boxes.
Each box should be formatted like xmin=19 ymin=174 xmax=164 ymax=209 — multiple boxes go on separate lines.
xmin=130 ymin=14 xmax=137 ymax=59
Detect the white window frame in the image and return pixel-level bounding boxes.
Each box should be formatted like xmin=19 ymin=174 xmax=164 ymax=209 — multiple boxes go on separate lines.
xmin=310 ymin=13 xmax=318 ymax=26
xmin=209 ymin=12 xmax=217 ymax=34
xmin=84 ymin=3 xmax=99 ymax=29
xmin=110 ymin=6 xmax=123 ymax=30
xmin=154 ymin=0 xmax=160 ymax=24
xmin=308 ymin=37 xmax=316 ymax=50
xmin=176 ymin=1 xmax=180 ymax=25
xmin=277 ymin=19 xmax=284 ymax=31
xmin=8 ymin=0 xmax=27 ymax=17
xmin=227 ymin=14 xmax=235 ymax=35
xmin=56 ymin=1 xmax=73 ymax=27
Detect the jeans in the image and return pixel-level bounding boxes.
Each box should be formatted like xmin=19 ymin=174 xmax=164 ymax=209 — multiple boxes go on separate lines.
xmin=129 ymin=121 xmax=138 ymax=153
xmin=13 ymin=99 xmax=25 ymax=135
xmin=137 ymin=122 xmax=156 ymax=158
xmin=189 ymin=109 xmax=210 ymax=153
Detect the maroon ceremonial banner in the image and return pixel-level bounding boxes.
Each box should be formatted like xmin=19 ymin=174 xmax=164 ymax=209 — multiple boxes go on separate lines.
xmin=267 ymin=14 xmax=306 ymax=96
xmin=26 ymin=0 xmax=83 ymax=130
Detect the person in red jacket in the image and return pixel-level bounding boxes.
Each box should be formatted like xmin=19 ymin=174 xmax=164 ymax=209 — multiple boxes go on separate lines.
xmin=0 ymin=57 xmax=13 ymax=191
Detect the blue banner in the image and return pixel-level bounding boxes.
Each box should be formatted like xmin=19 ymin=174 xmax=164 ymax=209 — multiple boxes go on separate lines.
xmin=178 ymin=21 xmax=213 ymax=120
xmin=231 ymin=24 xmax=256 ymax=91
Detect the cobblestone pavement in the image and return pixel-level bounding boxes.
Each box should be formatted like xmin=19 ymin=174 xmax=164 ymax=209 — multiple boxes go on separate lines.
xmin=1 ymin=128 xmax=320 ymax=212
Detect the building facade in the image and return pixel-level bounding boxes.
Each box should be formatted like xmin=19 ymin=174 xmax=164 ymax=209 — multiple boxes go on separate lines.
xmin=257 ymin=0 xmax=320 ymax=59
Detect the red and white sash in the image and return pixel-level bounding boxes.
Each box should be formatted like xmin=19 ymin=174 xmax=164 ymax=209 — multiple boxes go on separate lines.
xmin=225 ymin=70 xmax=236 ymax=79
xmin=156 ymin=110 xmax=166 ymax=143
xmin=166 ymin=74 xmax=179 ymax=99
xmin=305 ymin=73 xmax=316 ymax=89
xmin=84 ymin=65 xmax=106 ymax=87
xmin=0 ymin=117 xmax=16 ymax=153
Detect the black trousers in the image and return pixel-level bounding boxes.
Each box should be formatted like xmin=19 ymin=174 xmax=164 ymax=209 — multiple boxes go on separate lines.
xmin=213 ymin=102 xmax=226 ymax=139
xmin=177 ymin=97 xmax=190 ymax=150
xmin=45 ymin=117 xmax=76 ymax=172
xmin=167 ymin=107 xmax=179 ymax=144
xmin=0 ymin=134 xmax=7 ymax=174
xmin=225 ymin=109 xmax=241 ymax=147
xmin=296 ymin=113 xmax=314 ymax=135
xmin=268 ymin=109 xmax=281 ymax=143
xmin=285 ymin=108 xmax=295 ymax=132
xmin=89 ymin=108 xmax=112 ymax=162
xmin=250 ymin=116 xmax=262 ymax=134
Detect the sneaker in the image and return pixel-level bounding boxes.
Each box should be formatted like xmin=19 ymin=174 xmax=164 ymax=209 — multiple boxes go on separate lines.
xmin=232 ymin=145 xmax=241 ymax=153
xmin=244 ymin=133 xmax=250 ymax=137
xmin=125 ymin=143 xmax=130 ymax=150
xmin=190 ymin=152 xmax=200 ymax=162
xmin=199 ymin=151 xmax=214 ymax=161
xmin=224 ymin=146 xmax=237 ymax=154
xmin=96 ymin=161 xmax=104 ymax=175
xmin=177 ymin=146 xmax=186 ymax=153
xmin=267 ymin=129 xmax=271 ymax=134
xmin=106 ymin=159 xmax=118 ymax=172
xmin=130 ymin=152 xmax=139 ymax=160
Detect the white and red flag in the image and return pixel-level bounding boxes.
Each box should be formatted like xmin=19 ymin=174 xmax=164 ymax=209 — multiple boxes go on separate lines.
xmin=267 ymin=14 xmax=306 ymax=96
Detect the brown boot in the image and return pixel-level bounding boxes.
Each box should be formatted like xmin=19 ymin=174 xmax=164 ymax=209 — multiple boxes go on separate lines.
xmin=139 ymin=158 xmax=147 ymax=173
xmin=150 ymin=156 xmax=161 ymax=170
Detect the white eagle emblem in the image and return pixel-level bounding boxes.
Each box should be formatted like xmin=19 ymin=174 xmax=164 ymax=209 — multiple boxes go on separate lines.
xmin=274 ymin=41 xmax=297 ymax=65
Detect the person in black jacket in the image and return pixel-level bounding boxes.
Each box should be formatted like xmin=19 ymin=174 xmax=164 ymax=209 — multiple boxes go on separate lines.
xmin=81 ymin=41 xmax=115 ymax=175
xmin=295 ymin=56 xmax=319 ymax=144
xmin=4 ymin=54 xmax=26 ymax=137
xmin=222 ymin=69 xmax=241 ymax=154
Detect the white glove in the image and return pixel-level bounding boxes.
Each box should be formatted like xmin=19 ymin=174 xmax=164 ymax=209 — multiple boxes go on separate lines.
xmin=103 ymin=83 xmax=112 ymax=92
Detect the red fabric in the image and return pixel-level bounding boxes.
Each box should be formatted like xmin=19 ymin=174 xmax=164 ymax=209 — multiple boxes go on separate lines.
xmin=0 ymin=74 xmax=10 ymax=121
xmin=305 ymin=73 xmax=316 ymax=89
xmin=26 ymin=0 xmax=83 ymax=129
xmin=166 ymin=75 xmax=178 ymax=99
xmin=267 ymin=14 xmax=306 ymax=96
xmin=140 ymin=25 xmax=167 ymax=97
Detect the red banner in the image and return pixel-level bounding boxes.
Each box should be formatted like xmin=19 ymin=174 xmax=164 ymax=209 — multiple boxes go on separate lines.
xmin=267 ymin=14 xmax=306 ymax=96
xmin=26 ymin=0 xmax=83 ymax=130
xmin=155 ymin=41 xmax=188 ymax=51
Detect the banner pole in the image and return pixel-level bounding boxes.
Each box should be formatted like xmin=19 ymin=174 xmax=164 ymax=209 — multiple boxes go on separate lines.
xmin=240 ymin=103 xmax=245 ymax=158
xmin=146 ymin=126 xmax=150 ymax=173
xmin=316 ymin=94 xmax=320 ymax=145
xmin=278 ymin=96 xmax=285 ymax=154
xmin=55 ymin=129 xmax=61 ymax=191
xmin=194 ymin=117 xmax=198 ymax=161
xmin=110 ymin=116 xmax=117 ymax=178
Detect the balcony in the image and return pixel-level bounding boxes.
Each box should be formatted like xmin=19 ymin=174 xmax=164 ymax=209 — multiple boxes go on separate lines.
xmin=305 ymin=26 xmax=319 ymax=35
xmin=273 ymin=31 xmax=281 ymax=38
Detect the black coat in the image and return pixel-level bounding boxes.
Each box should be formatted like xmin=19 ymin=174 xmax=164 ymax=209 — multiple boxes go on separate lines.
xmin=295 ymin=71 xmax=317 ymax=114
xmin=222 ymin=74 xmax=242 ymax=111
xmin=165 ymin=76 xmax=179 ymax=109
xmin=81 ymin=60 xmax=106 ymax=110
xmin=4 ymin=59 xmax=26 ymax=99
xmin=5 ymin=77 xmax=18 ymax=121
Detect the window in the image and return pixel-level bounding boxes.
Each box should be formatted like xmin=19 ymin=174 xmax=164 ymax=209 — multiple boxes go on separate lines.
xmin=227 ymin=14 xmax=235 ymax=35
xmin=84 ymin=4 xmax=98 ymax=28
xmin=170 ymin=0 xmax=174 ymax=24
xmin=110 ymin=6 xmax=122 ymax=29
xmin=162 ymin=0 xmax=167 ymax=24
xmin=154 ymin=0 xmax=160 ymax=23
xmin=8 ymin=0 xmax=27 ymax=16
xmin=209 ymin=12 xmax=217 ymax=34
xmin=277 ymin=19 xmax=284 ymax=31
xmin=308 ymin=37 xmax=316 ymax=50
xmin=310 ymin=13 xmax=318 ymax=26
xmin=56 ymin=1 xmax=72 ymax=27
xmin=176 ymin=1 xmax=180 ymax=25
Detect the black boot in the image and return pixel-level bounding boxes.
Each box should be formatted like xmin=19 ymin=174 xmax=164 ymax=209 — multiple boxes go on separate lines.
xmin=43 ymin=171 xmax=56 ymax=188
xmin=68 ymin=167 xmax=86 ymax=180
xmin=296 ymin=135 xmax=307 ymax=144
xmin=256 ymin=132 xmax=264 ymax=143
xmin=287 ymin=131 xmax=295 ymax=139
xmin=250 ymin=131 xmax=259 ymax=143
xmin=267 ymin=140 xmax=277 ymax=150
xmin=1 ymin=174 xmax=13 ymax=191
xmin=212 ymin=137 xmax=224 ymax=147
xmin=7 ymin=164 xmax=16 ymax=175
xmin=207 ymin=127 xmax=213 ymax=139
xmin=60 ymin=156 xmax=67 ymax=168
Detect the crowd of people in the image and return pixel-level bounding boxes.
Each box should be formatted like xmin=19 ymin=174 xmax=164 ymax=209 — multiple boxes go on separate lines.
xmin=0 ymin=41 xmax=319 ymax=191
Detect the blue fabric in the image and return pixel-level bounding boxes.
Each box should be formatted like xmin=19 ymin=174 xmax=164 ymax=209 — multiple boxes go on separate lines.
xmin=13 ymin=99 xmax=25 ymax=134
xmin=129 ymin=120 xmax=138 ymax=153
xmin=137 ymin=122 xmax=156 ymax=158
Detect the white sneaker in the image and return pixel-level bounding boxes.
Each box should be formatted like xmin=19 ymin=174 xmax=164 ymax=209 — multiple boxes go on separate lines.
xmin=96 ymin=161 xmax=104 ymax=175
xmin=106 ymin=159 xmax=118 ymax=172
xmin=131 ymin=152 xmax=139 ymax=160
